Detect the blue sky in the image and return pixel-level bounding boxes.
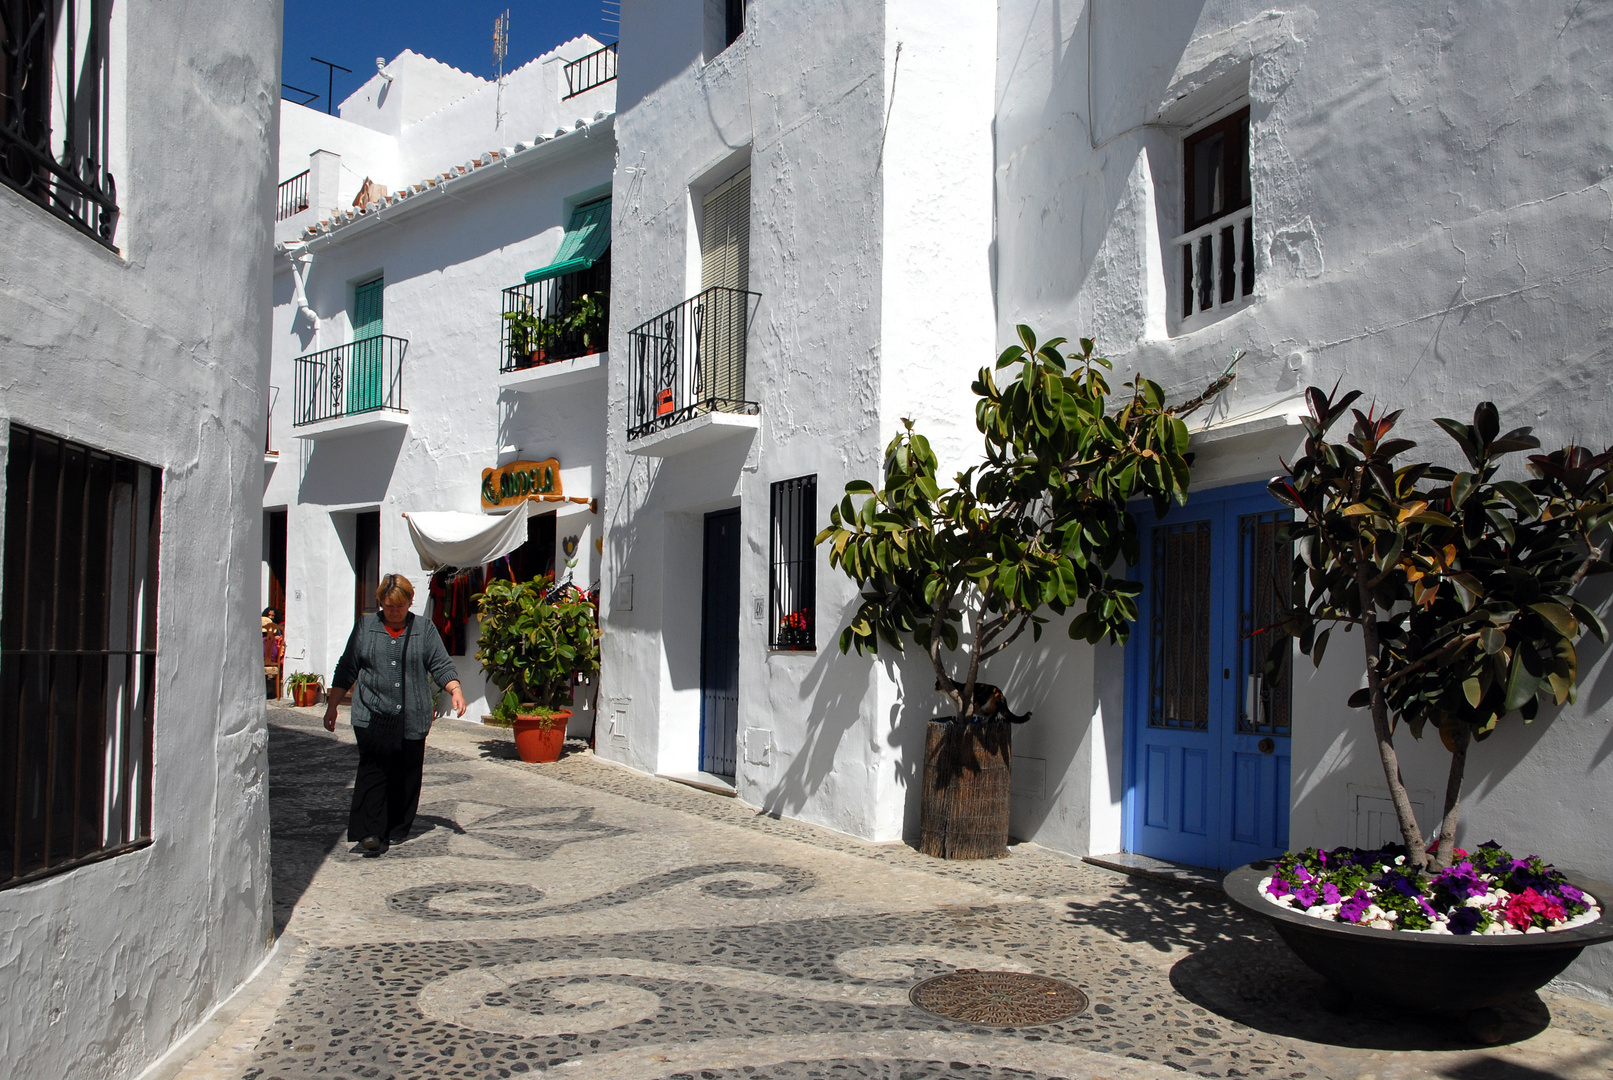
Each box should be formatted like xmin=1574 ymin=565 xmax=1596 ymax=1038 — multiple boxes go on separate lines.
xmin=281 ymin=1 xmax=618 ymax=113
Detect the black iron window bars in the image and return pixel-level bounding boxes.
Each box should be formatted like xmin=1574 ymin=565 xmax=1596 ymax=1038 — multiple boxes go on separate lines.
xmin=1 ymin=425 xmax=160 ymax=890
xmin=500 ymin=256 xmax=610 ymax=372
xmin=1149 ymin=520 xmax=1212 ymax=731
xmin=1238 ymin=510 xmax=1293 ymax=736
xmin=627 ymin=286 xmax=759 ymax=440
xmin=0 ymin=0 xmax=119 ymax=246
xmin=770 ymin=476 xmax=816 ymax=651
xmin=563 ymin=41 xmax=617 ymax=99
xmin=292 ymin=336 xmax=408 ymax=426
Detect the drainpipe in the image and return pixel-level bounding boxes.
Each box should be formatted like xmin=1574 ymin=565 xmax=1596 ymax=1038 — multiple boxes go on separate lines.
xmin=287 ymin=247 xmax=320 ymax=340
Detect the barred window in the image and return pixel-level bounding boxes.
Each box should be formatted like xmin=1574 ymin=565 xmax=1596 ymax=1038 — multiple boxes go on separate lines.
xmin=769 ymin=475 xmax=815 ymax=651
xmin=0 ymin=0 xmax=120 ymax=245
xmin=1 ymin=425 xmax=160 ymax=889
xmin=1149 ymin=520 xmax=1211 ymax=730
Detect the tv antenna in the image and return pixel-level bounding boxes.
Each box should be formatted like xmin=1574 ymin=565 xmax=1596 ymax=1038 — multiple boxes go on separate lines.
xmin=309 ymin=56 xmax=351 ymax=115
xmin=493 ymin=9 xmax=510 ymax=128
xmin=601 ymin=1 xmax=620 ymax=30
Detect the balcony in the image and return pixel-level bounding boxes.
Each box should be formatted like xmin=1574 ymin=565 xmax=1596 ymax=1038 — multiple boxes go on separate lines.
xmin=1176 ymin=206 xmax=1254 ymax=325
xmin=627 ymin=286 xmax=759 ymax=456
xmin=563 ymin=42 xmax=618 ymax=99
xmin=292 ymin=336 xmax=410 ymax=440
xmin=277 ymin=170 xmax=310 ymax=222
xmin=499 ymin=259 xmax=609 ymax=393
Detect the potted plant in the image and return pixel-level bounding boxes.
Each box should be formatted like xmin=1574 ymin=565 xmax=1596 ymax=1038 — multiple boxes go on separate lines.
xmin=563 ymin=291 xmax=606 ymax=354
xmin=503 ymin=305 xmax=560 ymax=368
xmin=1222 ymin=386 xmax=1613 ymax=1039
xmin=286 ymin=671 xmax=323 ymax=708
xmin=474 ymin=577 xmax=601 ymax=763
xmin=819 ymin=327 xmax=1225 ymax=859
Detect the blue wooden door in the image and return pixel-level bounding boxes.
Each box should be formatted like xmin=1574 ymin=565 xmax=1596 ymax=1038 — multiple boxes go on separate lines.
xmin=350 ymin=277 xmax=384 ymax=413
xmin=1125 ymin=483 xmax=1293 ymax=870
xmin=700 ymin=508 xmax=741 ymax=777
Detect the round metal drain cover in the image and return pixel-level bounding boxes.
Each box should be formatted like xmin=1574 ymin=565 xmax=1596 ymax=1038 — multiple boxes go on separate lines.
xmin=909 ymin=969 xmax=1088 ymax=1027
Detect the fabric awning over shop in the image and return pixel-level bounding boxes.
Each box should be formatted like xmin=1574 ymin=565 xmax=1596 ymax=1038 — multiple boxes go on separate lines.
xmin=524 ymin=198 xmax=611 ymax=283
xmin=403 ymin=498 xmax=595 ymax=572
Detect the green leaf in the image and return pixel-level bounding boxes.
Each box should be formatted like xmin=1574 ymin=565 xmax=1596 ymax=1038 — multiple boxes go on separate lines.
xmin=1463 ymin=676 xmax=1483 ymax=707
xmin=1528 ymin=601 xmax=1577 ymax=638
xmin=844 ymin=479 xmax=876 ymax=495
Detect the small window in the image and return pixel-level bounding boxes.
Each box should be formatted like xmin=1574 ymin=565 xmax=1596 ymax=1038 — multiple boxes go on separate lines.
xmin=0 ymin=1 xmax=119 ymax=245
xmin=769 ymin=476 xmax=816 ymax=651
xmin=1 ymin=425 xmax=161 ymax=890
xmin=726 ymin=0 xmax=747 ymax=48
xmin=1239 ymin=510 xmax=1293 ymax=736
xmin=1149 ymin=520 xmax=1211 ymax=730
xmin=1178 ymin=107 xmax=1253 ymax=321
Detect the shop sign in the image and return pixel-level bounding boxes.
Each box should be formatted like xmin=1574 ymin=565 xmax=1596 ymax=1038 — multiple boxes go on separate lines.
xmin=482 ymin=459 xmax=562 ymax=509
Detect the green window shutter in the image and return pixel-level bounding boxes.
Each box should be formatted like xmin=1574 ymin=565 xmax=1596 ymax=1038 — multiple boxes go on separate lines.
xmin=524 ymin=199 xmax=613 ymax=284
xmin=353 ymin=277 xmax=384 ymax=339
xmin=700 ymin=168 xmax=749 ymax=292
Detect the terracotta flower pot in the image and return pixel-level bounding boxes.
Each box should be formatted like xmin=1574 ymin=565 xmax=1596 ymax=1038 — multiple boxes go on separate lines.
xmin=512 ymin=709 xmax=572 ymax=763
xmin=293 ymin=683 xmax=321 ymax=707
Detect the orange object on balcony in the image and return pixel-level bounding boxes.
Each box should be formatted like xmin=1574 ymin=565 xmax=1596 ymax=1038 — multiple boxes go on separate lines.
xmin=655 ymin=389 xmax=675 ymax=417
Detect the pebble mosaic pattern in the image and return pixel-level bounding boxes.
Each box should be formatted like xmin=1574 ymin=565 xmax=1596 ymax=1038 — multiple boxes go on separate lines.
xmin=239 ymin=707 xmax=1613 ymax=1080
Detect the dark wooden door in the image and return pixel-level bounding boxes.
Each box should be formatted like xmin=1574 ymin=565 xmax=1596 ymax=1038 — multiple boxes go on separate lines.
xmin=700 ymin=508 xmax=741 ymax=777
xmin=354 ymin=511 xmax=380 ymax=621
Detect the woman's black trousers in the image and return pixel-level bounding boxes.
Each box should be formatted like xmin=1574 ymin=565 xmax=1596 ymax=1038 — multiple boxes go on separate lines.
xmin=347 ymin=728 xmax=426 ymax=842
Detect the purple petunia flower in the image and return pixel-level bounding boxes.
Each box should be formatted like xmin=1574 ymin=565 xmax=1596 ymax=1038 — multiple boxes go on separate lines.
xmin=1560 ymin=883 xmax=1585 ymax=905
xmin=1294 ymin=884 xmax=1320 ymax=909
xmin=1417 ymin=896 xmax=1438 ymax=921
xmin=1448 ymin=906 xmax=1481 ymax=935
xmin=1322 ymin=883 xmax=1341 ymax=905
xmin=1266 ymin=878 xmax=1293 ymax=899
xmin=1294 ymin=865 xmax=1313 ymax=884
xmin=1338 ymin=889 xmax=1373 ymax=924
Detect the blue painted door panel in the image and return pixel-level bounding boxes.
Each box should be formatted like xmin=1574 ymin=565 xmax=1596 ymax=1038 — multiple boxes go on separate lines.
xmin=700 ymin=508 xmax=741 ymax=777
xmin=1125 ymin=484 xmax=1292 ymax=870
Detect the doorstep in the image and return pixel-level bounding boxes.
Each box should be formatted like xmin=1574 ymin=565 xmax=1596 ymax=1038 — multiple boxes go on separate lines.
xmin=1082 ymin=852 xmax=1225 ymax=895
xmin=657 ymin=771 xmax=737 ymax=797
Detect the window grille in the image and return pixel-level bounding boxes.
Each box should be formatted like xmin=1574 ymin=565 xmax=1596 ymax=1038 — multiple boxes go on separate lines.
xmin=769 ymin=476 xmax=816 ymax=651
xmin=1 ymin=425 xmax=160 ymax=890
xmin=1176 ymin=107 xmax=1252 ymax=321
xmin=0 ymin=0 xmax=120 ymax=245
xmin=1149 ymin=520 xmax=1211 ymax=730
xmin=725 ymin=0 xmax=747 ymax=47
xmin=1238 ymin=510 xmax=1293 ymax=735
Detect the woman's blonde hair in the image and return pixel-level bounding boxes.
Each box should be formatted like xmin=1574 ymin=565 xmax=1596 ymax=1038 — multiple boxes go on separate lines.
xmin=377 ymin=573 xmax=414 ymax=606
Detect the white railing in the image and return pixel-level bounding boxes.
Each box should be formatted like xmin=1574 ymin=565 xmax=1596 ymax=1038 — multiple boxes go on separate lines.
xmin=1173 ymin=207 xmax=1254 ymax=321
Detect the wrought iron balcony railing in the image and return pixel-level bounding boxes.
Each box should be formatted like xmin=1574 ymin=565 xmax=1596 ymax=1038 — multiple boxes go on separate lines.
xmin=563 ymin=42 xmax=618 ymax=99
xmin=292 ymin=336 xmax=408 ymax=426
xmin=628 ymin=286 xmax=759 ymax=441
xmin=277 ymin=170 xmax=310 ymax=221
xmin=1 ymin=0 xmax=119 ymax=246
xmin=500 ymin=258 xmax=610 ymax=372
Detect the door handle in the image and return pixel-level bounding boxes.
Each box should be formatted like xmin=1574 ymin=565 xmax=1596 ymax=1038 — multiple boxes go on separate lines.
xmin=1258 ymin=737 xmax=1275 ymax=755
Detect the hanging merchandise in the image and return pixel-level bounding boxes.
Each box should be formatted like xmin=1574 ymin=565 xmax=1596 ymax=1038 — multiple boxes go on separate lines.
xmin=429 ymin=566 xmax=483 ymax=655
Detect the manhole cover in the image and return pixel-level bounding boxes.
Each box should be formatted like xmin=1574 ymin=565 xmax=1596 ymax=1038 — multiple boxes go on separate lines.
xmin=908 ymin=969 xmax=1088 ymax=1027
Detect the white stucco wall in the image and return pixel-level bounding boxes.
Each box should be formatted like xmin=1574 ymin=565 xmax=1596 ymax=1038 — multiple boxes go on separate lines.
xmin=267 ymin=55 xmax=616 ymax=729
xmin=994 ymin=0 xmax=1613 ymax=999
xmin=601 ymin=0 xmax=998 ymax=844
xmin=0 ymin=2 xmax=280 ymax=1076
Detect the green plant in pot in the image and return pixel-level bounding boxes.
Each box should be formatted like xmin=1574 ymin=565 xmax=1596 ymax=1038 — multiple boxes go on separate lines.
xmin=563 ymin=292 xmax=606 ymax=353
xmin=1219 ymin=386 xmax=1613 ymax=1037
xmin=474 ymin=577 xmax=600 ymax=763
xmin=285 ymin=671 xmax=323 ymax=707
xmin=503 ymin=304 xmax=561 ymax=367
xmin=817 ymin=327 xmax=1227 ymax=859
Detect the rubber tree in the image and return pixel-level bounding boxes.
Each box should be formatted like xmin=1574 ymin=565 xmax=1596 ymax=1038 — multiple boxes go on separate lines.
xmin=1270 ymin=387 xmax=1612 ymax=869
xmin=817 ymin=326 xmax=1228 ymax=720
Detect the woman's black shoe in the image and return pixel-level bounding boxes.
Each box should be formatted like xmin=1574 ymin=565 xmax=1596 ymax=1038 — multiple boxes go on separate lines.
xmin=360 ymin=835 xmax=383 ymax=852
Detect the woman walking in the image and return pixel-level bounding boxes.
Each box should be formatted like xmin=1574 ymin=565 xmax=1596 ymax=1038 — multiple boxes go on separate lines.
xmin=324 ymin=573 xmax=466 ymax=854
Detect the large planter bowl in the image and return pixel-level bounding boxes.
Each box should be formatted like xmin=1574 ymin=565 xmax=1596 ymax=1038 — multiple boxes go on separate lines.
xmin=512 ymin=709 xmax=571 ymax=763
xmin=1225 ymin=861 xmax=1613 ymax=1039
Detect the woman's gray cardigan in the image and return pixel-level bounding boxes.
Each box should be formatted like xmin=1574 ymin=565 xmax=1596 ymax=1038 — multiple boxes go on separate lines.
xmin=331 ymin=613 xmax=458 ymax=739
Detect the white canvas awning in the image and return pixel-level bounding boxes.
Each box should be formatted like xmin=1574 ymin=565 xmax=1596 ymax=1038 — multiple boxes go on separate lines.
xmin=403 ymin=497 xmax=593 ymax=572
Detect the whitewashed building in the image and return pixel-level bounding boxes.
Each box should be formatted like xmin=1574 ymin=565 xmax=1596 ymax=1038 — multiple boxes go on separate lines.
xmin=266 ymin=40 xmax=618 ymax=724
xmin=0 ymin=2 xmax=280 ymax=1077
xmin=600 ymin=1 xmax=1613 ymax=1000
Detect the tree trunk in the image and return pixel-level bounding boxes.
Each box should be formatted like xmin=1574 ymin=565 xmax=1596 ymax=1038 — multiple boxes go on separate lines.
xmin=918 ymin=718 xmax=1012 ymax=860
xmin=1431 ymin=722 xmax=1472 ymax=869
xmin=1356 ymin=565 xmax=1429 ymax=867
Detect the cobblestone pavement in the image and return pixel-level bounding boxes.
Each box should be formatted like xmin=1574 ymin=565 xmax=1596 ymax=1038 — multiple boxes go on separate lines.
xmin=165 ymin=705 xmax=1613 ymax=1080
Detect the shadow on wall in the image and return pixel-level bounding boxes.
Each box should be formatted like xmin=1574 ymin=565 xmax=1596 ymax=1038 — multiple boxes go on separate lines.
xmin=1001 ymin=0 xmax=1208 ymax=311
xmin=297 ymin=427 xmax=407 ymax=506
xmin=756 ymin=644 xmax=875 ymax=823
